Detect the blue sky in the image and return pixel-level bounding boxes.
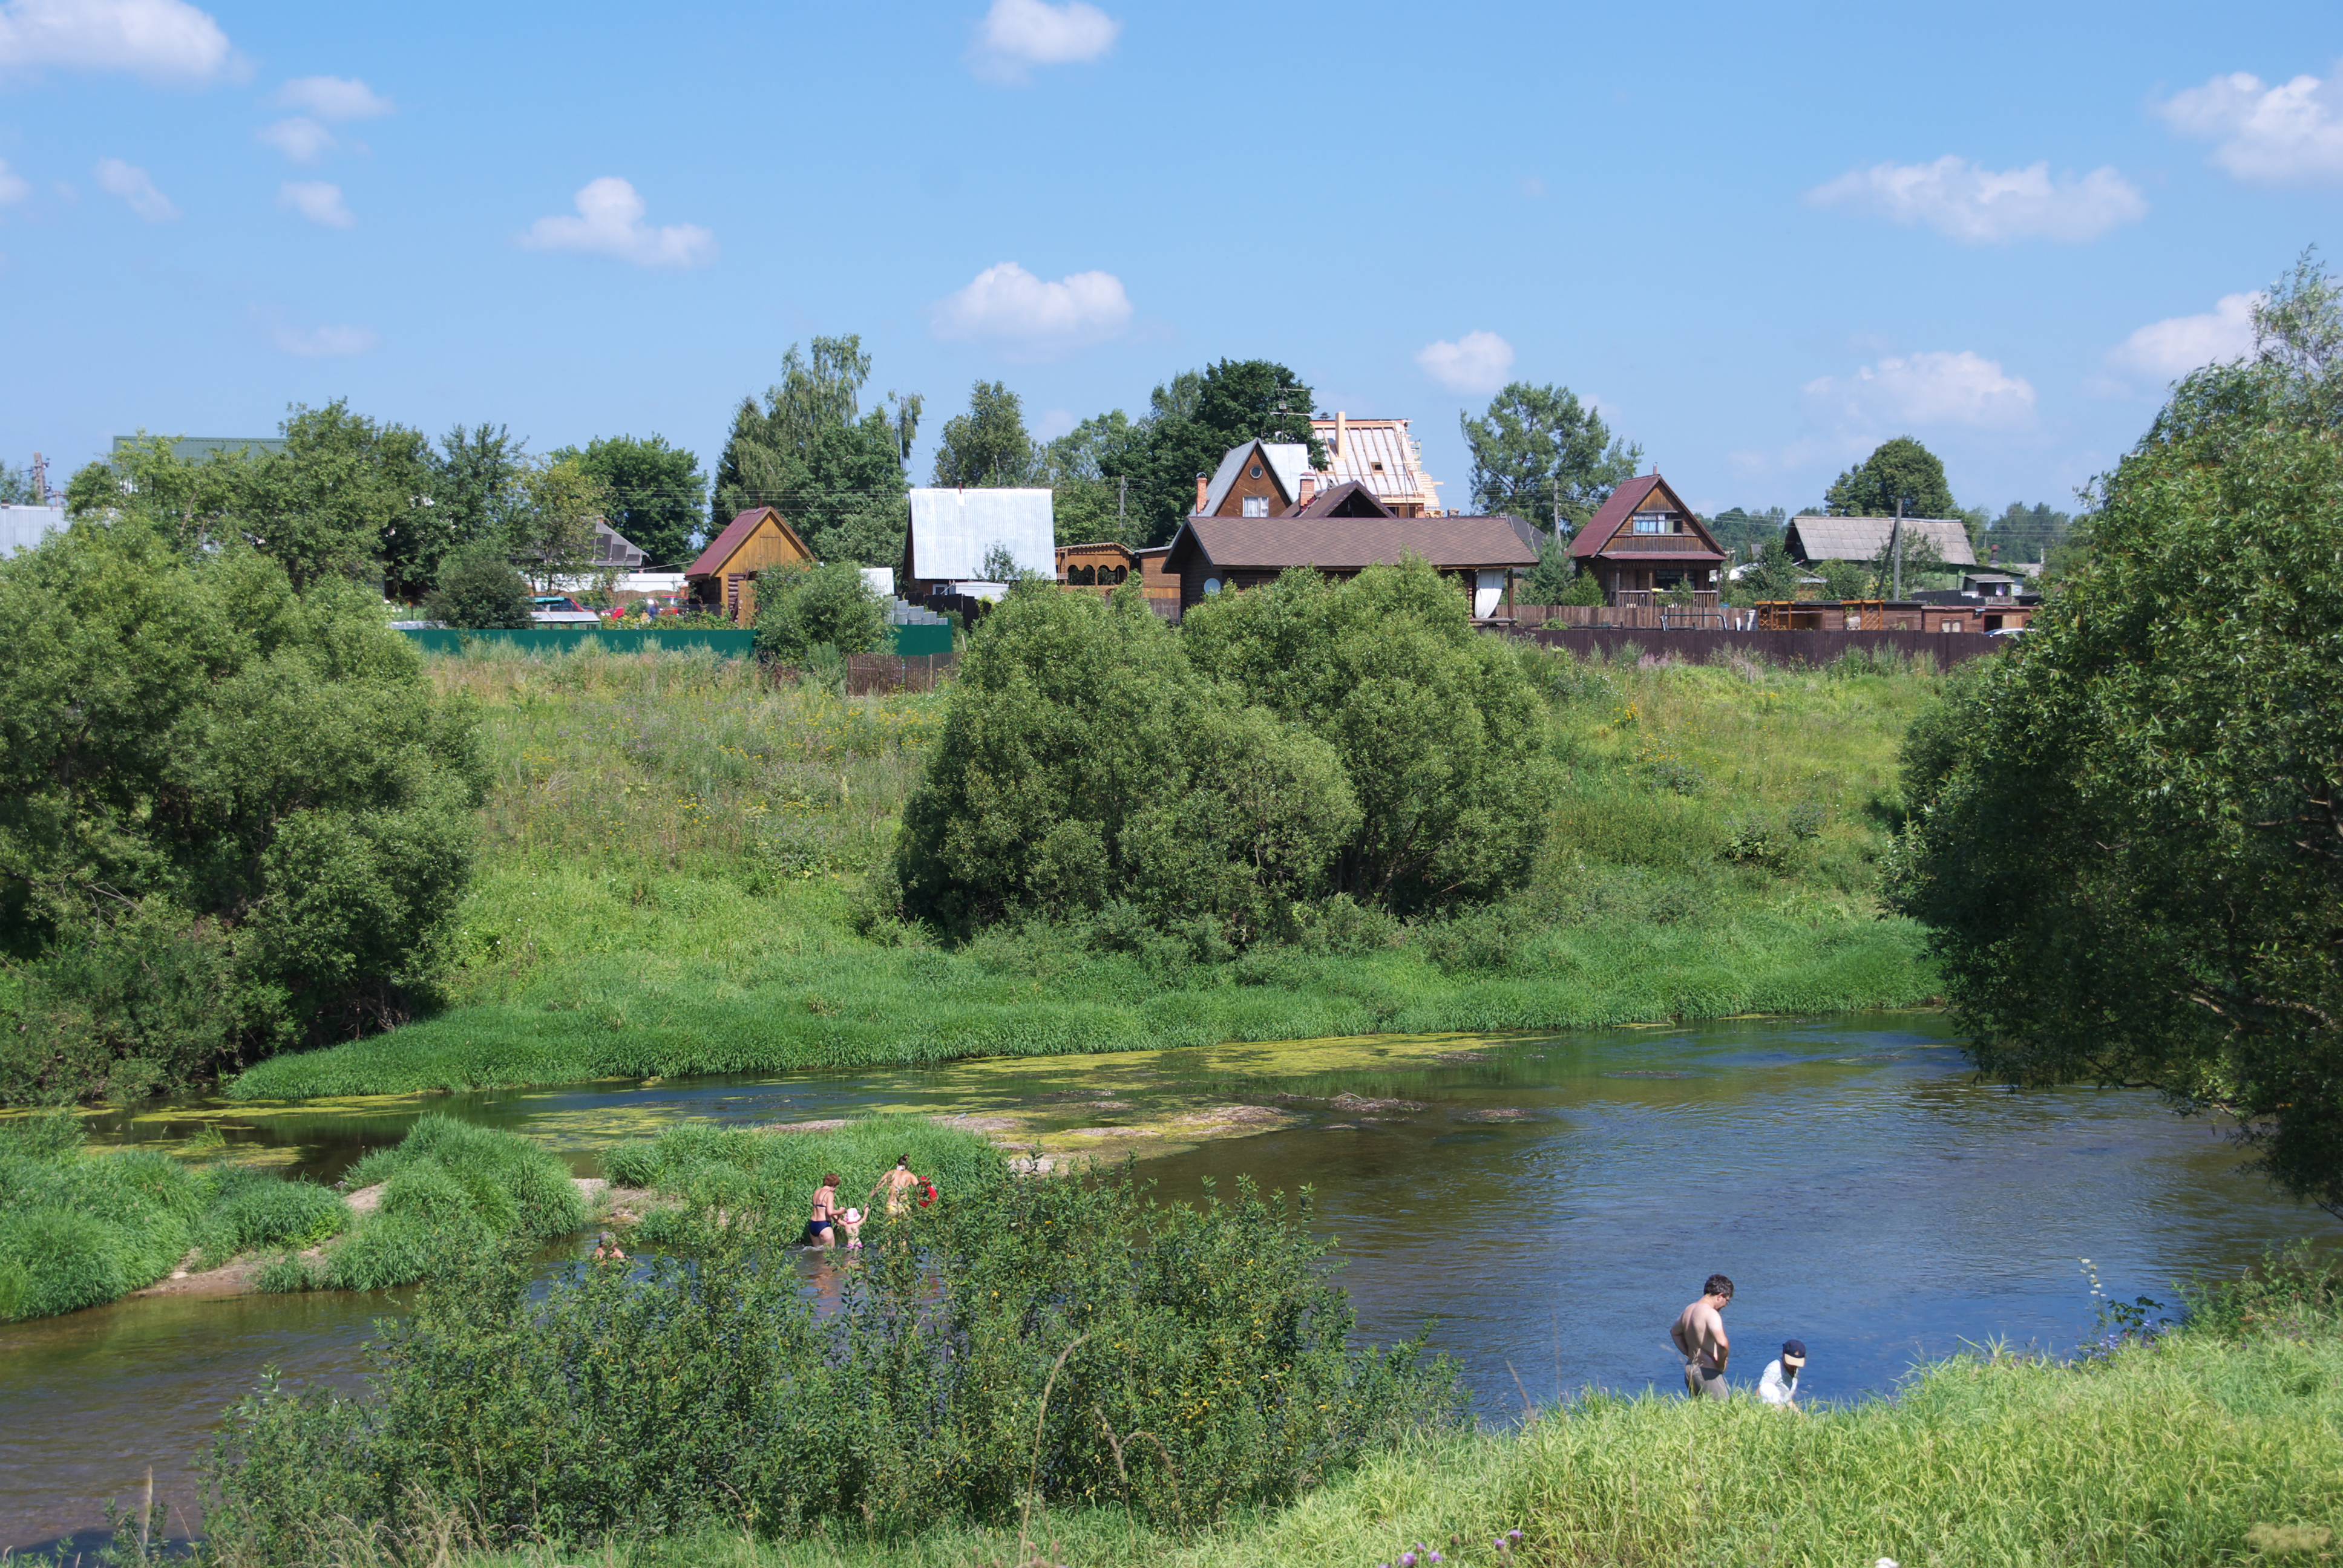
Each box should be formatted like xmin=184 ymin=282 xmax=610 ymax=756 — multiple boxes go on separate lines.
xmin=2 ymin=0 xmax=2339 ymax=519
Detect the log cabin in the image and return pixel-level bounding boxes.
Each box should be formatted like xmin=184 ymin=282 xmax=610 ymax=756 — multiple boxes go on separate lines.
xmin=1568 ymin=472 xmax=1726 ymax=609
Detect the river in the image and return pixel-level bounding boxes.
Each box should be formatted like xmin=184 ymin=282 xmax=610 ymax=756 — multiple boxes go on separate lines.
xmin=4 ymin=1011 xmax=2328 ymax=1553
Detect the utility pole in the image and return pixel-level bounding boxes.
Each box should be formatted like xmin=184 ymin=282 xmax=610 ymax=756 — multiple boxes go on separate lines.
xmin=1116 ymin=474 xmax=1126 ymax=523
xmin=1891 ymin=498 xmax=1905 ymax=600
xmin=30 ymin=451 xmax=45 ymax=503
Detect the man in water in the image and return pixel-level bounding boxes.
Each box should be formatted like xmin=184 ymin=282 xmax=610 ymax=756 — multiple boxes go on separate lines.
xmin=1671 ymin=1273 xmax=1734 ymax=1399
xmin=1758 ymin=1339 xmax=1807 ymax=1410
xmin=869 ymin=1155 xmax=922 ymax=1217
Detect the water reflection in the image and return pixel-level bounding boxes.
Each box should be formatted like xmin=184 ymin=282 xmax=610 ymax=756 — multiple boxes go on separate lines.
xmin=5 ymin=1013 xmax=2333 ymax=1550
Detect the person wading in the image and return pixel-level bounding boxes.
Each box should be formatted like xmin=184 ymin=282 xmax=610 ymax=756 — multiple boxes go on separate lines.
xmin=1671 ymin=1273 xmax=1734 ymax=1400
xmin=870 ymin=1155 xmax=922 ymax=1218
xmin=804 ymin=1172 xmax=843 ymax=1247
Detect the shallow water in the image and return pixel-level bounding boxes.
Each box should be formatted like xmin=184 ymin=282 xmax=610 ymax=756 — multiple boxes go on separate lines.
xmin=6 ymin=1012 xmax=2332 ymax=1550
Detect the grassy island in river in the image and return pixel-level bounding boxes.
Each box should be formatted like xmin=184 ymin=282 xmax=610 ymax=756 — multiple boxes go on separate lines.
xmin=232 ymin=634 xmax=1943 ymax=1100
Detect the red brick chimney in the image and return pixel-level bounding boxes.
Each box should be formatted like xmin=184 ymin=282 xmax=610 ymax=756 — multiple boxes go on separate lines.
xmin=1298 ymin=472 xmax=1317 ymax=508
xmin=1194 ymin=472 xmax=1208 ymax=513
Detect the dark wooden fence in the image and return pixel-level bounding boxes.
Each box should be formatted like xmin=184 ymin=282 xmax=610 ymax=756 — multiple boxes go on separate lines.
xmin=1519 ymin=626 xmax=2007 ymax=668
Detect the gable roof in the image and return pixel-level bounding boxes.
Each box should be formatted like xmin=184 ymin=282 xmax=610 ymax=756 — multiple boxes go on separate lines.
xmin=686 ymin=506 xmax=811 ymax=578
xmin=1786 ymin=515 xmax=1978 ymax=567
xmin=1167 ymin=514 xmax=1538 ymax=575
xmin=1309 ymin=415 xmax=1442 ymax=509
xmin=1568 ymin=474 xmax=1724 ymax=560
xmin=906 ymin=487 xmax=1055 ymax=580
xmin=1284 ymin=479 xmax=1394 ymax=518
xmin=1201 ymin=440 xmax=1309 ymax=515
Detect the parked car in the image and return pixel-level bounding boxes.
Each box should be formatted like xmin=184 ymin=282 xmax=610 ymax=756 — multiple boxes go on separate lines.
xmin=530 ymin=593 xmax=599 ymax=626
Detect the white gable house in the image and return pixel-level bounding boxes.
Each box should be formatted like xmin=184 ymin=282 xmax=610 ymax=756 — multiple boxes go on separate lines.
xmin=901 ymin=488 xmax=1057 ymax=599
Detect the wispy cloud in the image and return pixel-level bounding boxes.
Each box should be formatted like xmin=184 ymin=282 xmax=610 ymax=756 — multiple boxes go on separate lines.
xmin=930 ymin=260 xmax=1132 ymax=356
xmin=263 ymin=315 xmax=377 ymax=357
xmin=1415 ymin=330 xmax=1515 ymax=395
xmin=94 ymin=155 xmax=177 ymax=220
xmin=519 ymin=177 xmax=715 ymax=268
xmin=271 ymin=74 xmax=390 ymax=119
xmin=2100 ymin=292 xmax=2259 ymax=390
xmin=2157 ymin=62 xmax=2343 ymax=184
xmin=0 ymin=0 xmax=233 ymax=82
xmin=1806 ymin=155 xmax=2146 ymax=243
xmin=969 ymin=0 xmax=1118 ymax=84
xmin=257 ymin=116 xmax=335 ymax=163
xmin=1804 ymin=350 xmax=2036 ymax=430
xmin=278 ymin=179 xmax=352 ymax=229
xmin=0 ymin=158 xmax=28 ymax=207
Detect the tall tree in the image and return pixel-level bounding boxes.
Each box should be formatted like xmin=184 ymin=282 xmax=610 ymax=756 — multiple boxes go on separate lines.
xmin=550 ymin=434 xmax=705 ymax=569
xmin=1983 ymin=501 xmax=2071 ymax=566
xmin=712 ymin=336 xmax=918 ymax=566
xmin=1824 ymin=437 xmax=1957 ymax=518
xmin=1037 ymin=410 xmax=1147 ymax=546
xmin=1706 ymin=506 xmax=1787 ymax=565
xmin=428 ymin=423 xmax=532 ymax=557
xmin=508 ymin=456 xmax=611 ymax=590
xmin=932 ymin=381 xmax=1040 ymax=487
xmin=1889 ymin=256 xmax=2343 ymax=1212
xmin=1129 ymin=359 xmax=1327 ymax=545
xmin=1460 ymin=383 xmax=1642 ymax=533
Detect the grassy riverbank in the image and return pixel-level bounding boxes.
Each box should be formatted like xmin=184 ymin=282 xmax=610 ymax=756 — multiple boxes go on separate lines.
xmin=234 ymin=642 xmax=1945 ymax=1101
xmin=205 ymin=1246 xmax=2343 ymax=1568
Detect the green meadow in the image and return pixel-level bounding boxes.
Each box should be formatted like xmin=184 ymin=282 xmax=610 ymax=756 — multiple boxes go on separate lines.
xmin=235 ymin=640 xmax=1947 ymax=1100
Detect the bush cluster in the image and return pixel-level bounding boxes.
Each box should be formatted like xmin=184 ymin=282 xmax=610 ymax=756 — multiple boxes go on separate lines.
xmin=0 ymin=518 xmax=487 ymax=1103
xmin=203 ymin=1165 xmax=1462 ymax=1557
xmin=888 ymin=561 xmax=1552 ymax=946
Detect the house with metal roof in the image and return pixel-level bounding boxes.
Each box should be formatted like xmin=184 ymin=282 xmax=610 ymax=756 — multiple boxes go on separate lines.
xmin=0 ymin=504 xmax=64 ymax=558
xmin=1785 ymin=514 xmax=1977 ymax=569
xmin=900 ymin=487 xmax=1056 ymax=600
xmin=1191 ymin=439 xmax=1312 ymax=518
xmin=1568 ymin=472 xmax=1728 ymax=606
xmin=1164 ymin=512 xmax=1536 ymax=618
xmin=684 ymin=506 xmax=815 ymax=621
xmin=1307 ymin=413 xmax=1443 ymax=515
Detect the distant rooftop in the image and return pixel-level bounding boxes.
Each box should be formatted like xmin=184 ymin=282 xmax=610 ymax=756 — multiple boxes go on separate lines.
xmin=112 ymin=436 xmax=289 ymax=465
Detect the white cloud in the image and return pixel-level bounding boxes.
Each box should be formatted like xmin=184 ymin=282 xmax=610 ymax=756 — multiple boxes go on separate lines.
xmin=0 ymin=0 xmax=231 ymax=82
xmin=258 ymin=116 xmax=334 ymax=163
xmin=94 ymin=155 xmax=176 ymax=220
xmin=1806 ymin=155 xmax=2146 ymax=243
xmin=969 ymin=0 xmax=1118 ymax=84
xmin=0 ymin=158 xmax=28 ymax=206
xmin=268 ymin=320 xmax=376 ymax=357
xmin=278 ymin=179 xmax=352 ymax=229
xmin=1804 ymin=350 xmax=2036 ymax=430
xmin=2103 ymin=292 xmax=2259 ymax=387
xmin=519 ymin=177 xmax=715 ymax=268
xmin=271 ymin=73 xmax=390 ymax=120
xmin=2157 ymin=64 xmax=2343 ymax=184
xmin=1415 ymin=330 xmax=1516 ymax=395
xmin=930 ymin=260 xmax=1132 ymax=354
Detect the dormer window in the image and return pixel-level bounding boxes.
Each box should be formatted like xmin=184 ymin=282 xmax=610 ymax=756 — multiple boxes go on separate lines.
xmin=1370 ymin=461 xmax=1385 ymax=472
xmin=1242 ymin=495 xmax=1270 ymax=517
xmin=1632 ymin=512 xmax=1678 ymax=534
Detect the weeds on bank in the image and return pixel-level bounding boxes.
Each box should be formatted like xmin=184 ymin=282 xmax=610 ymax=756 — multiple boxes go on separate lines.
xmin=234 ymin=644 xmax=1948 ymax=1099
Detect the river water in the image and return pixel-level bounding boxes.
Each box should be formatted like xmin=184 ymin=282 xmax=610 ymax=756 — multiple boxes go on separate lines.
xmin=4 ymin=1011 xmax=2330 ymax=1552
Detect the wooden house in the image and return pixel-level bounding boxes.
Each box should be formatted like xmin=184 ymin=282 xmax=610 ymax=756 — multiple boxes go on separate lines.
xmin=684 ymin=506 xmax=815 ymax=622
xmin=1568 ymin=473 xmax=1727 ymax=607
xmin=1055 ymin=540 xmax=1136 ymax=588
xmin=1192 ymin=439 xmax=1313 ymax=518
xmin=900 ymin=487 xmax=1056 ymax=600
xmin=1164 ymin=511 xmax=1536 ymax=616
xmin=1133 ymin=544 xmax=1179 ymax=607
xmin=1785 ymin=514 xmax=1977 ymax=570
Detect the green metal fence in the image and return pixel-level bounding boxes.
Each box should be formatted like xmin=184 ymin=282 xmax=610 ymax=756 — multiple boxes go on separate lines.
xmin=398 ymin=622 xmax=952 ymax=658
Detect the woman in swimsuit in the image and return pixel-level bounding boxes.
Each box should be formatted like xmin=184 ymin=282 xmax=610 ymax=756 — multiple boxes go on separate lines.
xmin=804 ymin=1172 xmax=842 ymax=1247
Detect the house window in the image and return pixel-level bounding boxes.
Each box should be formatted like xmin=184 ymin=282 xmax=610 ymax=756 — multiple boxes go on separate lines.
xmin=1633 ymin=512 xmax=1677 ymax=534
xmin=1242 ymin=496 xmax=1269 ymax=517
xmin=1248 ymin=463 xmax=1263 ymax=479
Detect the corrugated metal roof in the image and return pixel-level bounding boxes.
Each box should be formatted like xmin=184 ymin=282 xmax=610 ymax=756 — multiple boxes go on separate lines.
xmin=1569 ymin=475 xmax=1663 ymax=557
xmin=0 ymin=503 xmax=64 ymax=558
xmin=906 ymin=488 xmax=1056 ymax=580
xmin=1786 ymin=515 xmax=1976 ymax=567
xmin=1168 ymin=514 xmax=1538 ymax=573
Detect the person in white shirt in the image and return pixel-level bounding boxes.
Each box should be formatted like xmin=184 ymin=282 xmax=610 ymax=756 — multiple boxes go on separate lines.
xmin=1757 ymin=1339 xmax=1807 ymax=1410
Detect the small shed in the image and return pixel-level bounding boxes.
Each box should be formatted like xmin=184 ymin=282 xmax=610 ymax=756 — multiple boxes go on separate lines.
xmin=684 ymin=506 xmax=816 ymax=622
xmin=901 ymin=488 xmax=1056 ymax=599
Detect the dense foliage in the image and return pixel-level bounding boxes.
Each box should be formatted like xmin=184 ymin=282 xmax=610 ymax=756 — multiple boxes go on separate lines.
xmin=932 ymin=379 xmax=1041 ymax=487
xmin=549 ymin=432 xmax=707 ymax=569
xmin=751 ymin=561 xmax=891 ymax=664
xmin=0 ymin=520 xmax=486 ymax=1101
xmin=1823 ymin=435 xmax=1958 ymax=519
xmin=0 ymin=1115 xmax=345 ymax=1321
xmin=1459 ymin=381 xmax=1641 ymax=530
xmin=1890 ymin=260 xmax=2343 ymax=1212
xmin=710 ymin=335 xmax=920 ymax=566
xmin=421 ymin=541 xmax=534 ymax=629
xmin=204 ymin=1163 xmax=1460 ymax=1557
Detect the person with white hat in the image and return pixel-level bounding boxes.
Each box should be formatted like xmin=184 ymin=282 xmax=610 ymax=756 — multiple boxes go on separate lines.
xmin=1757 ymin=1339 xmax=1808 ymax=1410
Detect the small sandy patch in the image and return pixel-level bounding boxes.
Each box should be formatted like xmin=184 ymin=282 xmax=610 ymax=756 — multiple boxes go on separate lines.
xmin=1454 ymin=1107 xmax=1532 ymax=1122
xmin=1172 ymin=1105 xmax=1287 ymax=1128
xmin=1063 ymin=1126 xmax=1161 ymax=1138
xmin=758 ymin=1119 xmax=849 ymax=1134
xmin=932 ymin=1115 xmax=1019 ymax=1132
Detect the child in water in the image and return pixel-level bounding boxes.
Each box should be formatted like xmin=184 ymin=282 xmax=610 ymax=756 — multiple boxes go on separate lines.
xmin=840 ymin=1207 xmax=864 ymax=1249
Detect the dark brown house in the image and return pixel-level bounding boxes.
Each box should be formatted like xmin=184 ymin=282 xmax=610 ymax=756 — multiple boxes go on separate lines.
xmin=1164 ymin=510 xmax=1537 ymax=618
xmin=1568 ymin=472 xmax=1726 ymax=607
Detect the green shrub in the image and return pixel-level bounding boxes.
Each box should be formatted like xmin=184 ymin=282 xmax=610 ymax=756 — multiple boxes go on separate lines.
xmin=422 ymin=542 xmax=534 ymax=630
xmin=207 ymin=1169 xmax=348 ymax=1255
xmin=0 ymin=1115 xmax=211 ymax=1319
xmin=753 ymin=561 xmax=890 ymax=664
xmin=203 ymin=1166 xmax=1463 ymax=1556
xmin=344 ymin=1114 xmax=585 ymax=1241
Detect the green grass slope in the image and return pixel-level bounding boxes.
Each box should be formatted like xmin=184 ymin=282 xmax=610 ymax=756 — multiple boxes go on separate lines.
xmin=235 ymin=642 xmax=1945 ymax=1101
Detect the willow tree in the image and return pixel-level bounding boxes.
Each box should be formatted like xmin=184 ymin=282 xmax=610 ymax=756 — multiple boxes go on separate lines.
xmin=1889 ymin=255 xmax=2343 ymax=1212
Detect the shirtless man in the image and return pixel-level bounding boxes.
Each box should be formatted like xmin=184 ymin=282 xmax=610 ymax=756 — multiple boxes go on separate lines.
xmin=1671 ymin=1273 xmax=1734 ymax=1400
xmin=869 ymin=1155 xmax=922 ymax=1218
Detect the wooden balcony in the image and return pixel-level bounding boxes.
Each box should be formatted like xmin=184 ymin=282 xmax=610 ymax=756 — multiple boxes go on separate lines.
xmin=1601 ymin=534 xmax=1715 ymax=554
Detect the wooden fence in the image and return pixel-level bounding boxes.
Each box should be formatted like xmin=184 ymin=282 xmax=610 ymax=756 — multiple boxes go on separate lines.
xmin=1508 ymin=604 xmax=1761 ymax=632
xmin=1518 ymin=626 xmax=2008 ymax=669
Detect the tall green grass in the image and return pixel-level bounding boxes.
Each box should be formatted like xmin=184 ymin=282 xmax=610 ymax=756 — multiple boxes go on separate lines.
xmin=234 ymin=644 xmax=1947 ymax=1100
xmin=294 ymin=1250 xmax=2343 ymax=1568
xmin=0 ymin=1114 xmax=345 ymax=1321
